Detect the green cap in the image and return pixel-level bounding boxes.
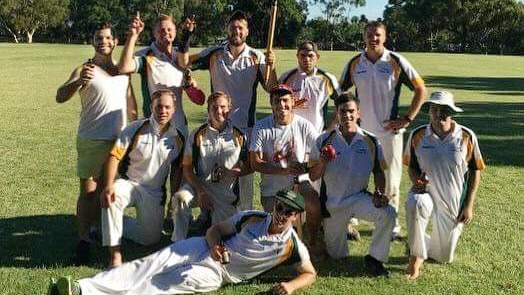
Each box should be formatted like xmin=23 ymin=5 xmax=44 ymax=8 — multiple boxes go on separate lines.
xmin=275 ymin=189 xmax=305 ymax=212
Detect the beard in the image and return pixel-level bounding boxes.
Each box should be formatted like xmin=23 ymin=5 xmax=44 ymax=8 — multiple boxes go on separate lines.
xmin=228 ymin=34 xmax=246 ymax=46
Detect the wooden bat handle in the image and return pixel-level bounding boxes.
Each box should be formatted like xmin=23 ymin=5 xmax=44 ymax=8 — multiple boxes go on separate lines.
xmin=264 ymin=0 xmax=278 ymax=84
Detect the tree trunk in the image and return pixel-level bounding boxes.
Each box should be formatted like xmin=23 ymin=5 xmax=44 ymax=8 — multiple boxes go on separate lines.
xmin=26 ymin=29 xmax=35 ymax=43
xmin=3 ymin=26 xmax=19 ymax=43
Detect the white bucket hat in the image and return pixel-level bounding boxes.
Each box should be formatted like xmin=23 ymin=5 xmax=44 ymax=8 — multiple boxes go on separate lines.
xmin=425 ymin=91 xmax=463 ymax=112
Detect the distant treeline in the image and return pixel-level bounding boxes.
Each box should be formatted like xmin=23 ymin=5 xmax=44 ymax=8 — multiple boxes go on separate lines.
xmin=1 ymin=0 xmax=522 ymax=54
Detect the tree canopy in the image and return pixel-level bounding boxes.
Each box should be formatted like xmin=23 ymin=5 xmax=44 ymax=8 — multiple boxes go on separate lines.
xmin=0 ymin=0 xmax=522 ymax=54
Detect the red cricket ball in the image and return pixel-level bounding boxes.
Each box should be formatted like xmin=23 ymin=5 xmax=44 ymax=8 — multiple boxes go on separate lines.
xmin=321 ymin=144 xmax=337 ymax=160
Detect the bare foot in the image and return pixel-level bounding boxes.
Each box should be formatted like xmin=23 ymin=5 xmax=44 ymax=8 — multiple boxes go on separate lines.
xmin=109 ymin=246 xmax=122 ymax=268
xmin=406 ymin=256 xmax=424 ymax=280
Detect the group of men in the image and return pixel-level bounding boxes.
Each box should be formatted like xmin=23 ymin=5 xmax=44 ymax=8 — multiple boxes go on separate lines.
xmin=51 ymin=9 xmax=484 ymax=295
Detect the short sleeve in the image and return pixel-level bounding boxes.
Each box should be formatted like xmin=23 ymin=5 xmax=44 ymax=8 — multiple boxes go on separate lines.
xmin=109 ymin=121 xmax=144 ymax=160
xmin=465 ymin=129 xmax=486 ymax=171
xmin=249 ymin=123 xmax=265 ymax=153
xmin=395 ymin=53 xmax=424 ymax=90
xmin=182 ymin=129 xmax=196 ymax=166
xmin=191 ymin=46 xmax=221 ymax=71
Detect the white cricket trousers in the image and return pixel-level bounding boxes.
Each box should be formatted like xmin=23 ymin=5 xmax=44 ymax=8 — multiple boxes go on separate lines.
xmin=171 ymin=183 xmax=237 ymax=242
xmin=406 ymin=191 xmax=464 ymax=263
xmin=102 ymin=179 xmax=165 ymax=247
xmin=379 ymin=133 xmax=403 ymax=231
xmin=323 ymin=191 xmax=396 ymax=261
xmin=79 ymin=237 xmax=225 ymax=295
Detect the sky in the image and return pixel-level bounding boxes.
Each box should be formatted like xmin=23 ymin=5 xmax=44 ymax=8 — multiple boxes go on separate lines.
xmin=308 ymin=0 xmax=389 ymax=21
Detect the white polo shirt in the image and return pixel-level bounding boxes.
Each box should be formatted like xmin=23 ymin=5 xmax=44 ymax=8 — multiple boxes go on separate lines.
xmin=110 ymin=118 xmax=184 ymax=195
xmin=182 ymin=120 xmax=248 ymax=205
xmin=223 ymin=211 xmax=310 ymax=283
xmin=279 ymin=67 xmax=340 ymax=133
xmin=310 ymin=126 xmax=387 ymax=209
xmin=250 ymin=114 xmax=318 ymax=197
xmin=403 ymin=122 xmax=485 ymax=215
xmin=192 ymin=43 xmax=267 ymax=129
xmin=339 ymin=49 xmax=425 ymax=137
xmin=78 ymin=65 xmax=129 ymax=140
xmin=135 ymin=43 xmax=186 ymax=134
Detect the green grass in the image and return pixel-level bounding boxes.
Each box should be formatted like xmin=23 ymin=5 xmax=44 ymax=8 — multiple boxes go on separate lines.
xmin=0 ymin=43 xmax=523 ymax=294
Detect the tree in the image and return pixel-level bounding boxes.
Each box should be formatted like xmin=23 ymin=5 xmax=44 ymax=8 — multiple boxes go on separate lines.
xmin=0 ymin=0 xmax=69 ymax=43
xmin=231 ymin=0 xmax=308 ymax=47
xmin=383 ymin=0 xmax=524 ymax=54
xmin=309 ymin=0 xmax=366 ymax=50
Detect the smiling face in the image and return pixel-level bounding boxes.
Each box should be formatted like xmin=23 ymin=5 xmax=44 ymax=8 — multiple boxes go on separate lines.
xmin=154 ymin=19 xmax=177 ymax=48
xmin=297 ymin=49 xmax=318 ymax=74
xmin=271 ymin=94 xmax=294 ymax=125
xmin=208 ymin=95 xmax=231 ymax=129
xmin=227 ymin=19 xmax=249 ymax=46
xmin=92 ymin=28 xmax=116 ymax=56
xmin=363 ymin=25 xmax=386 ymax=55
xmin=271 ymin=199 xmax=299 ymax=232
xmin=337 ymin=100 xmax=360 ymax=132
xmin=152 ymin=92 xmax=175 ymax=126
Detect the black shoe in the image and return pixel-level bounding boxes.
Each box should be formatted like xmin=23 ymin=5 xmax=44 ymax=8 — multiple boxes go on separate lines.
xmin=364 ymin=254 xmax=390 ymax=278
xmin=71 ymin=240 xmax=90 ymax=266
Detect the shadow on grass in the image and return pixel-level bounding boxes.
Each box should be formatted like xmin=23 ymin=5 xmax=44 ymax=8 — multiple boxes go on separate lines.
xmin=259 ymin=100 xmax=523 ymax=166
xmin=425 ymin=76 xmax=524 ymax=94
xmin=251 ymin=254 xmax=408 ymax=283
xmin=0 ymin=214 xmax=172 ymax=268
xmin=410 ymin=101 xmax=524 ymax=167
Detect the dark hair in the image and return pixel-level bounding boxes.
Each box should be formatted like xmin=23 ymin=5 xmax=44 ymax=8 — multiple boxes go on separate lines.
xmin=93 ymin=22 xmax=116 ymax=39
xmin=297 ymin=41 xmax=319 ymax=55
xmin=335 ymin=92 xmax=360 ymax=108
xmin=364 ymin=21 xmax=387 ymax=34
xmin=229 ymin=10 xmax=248 ymax=24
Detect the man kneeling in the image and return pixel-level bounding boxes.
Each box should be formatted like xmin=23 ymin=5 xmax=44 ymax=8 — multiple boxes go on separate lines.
xmin=48 ymin=189 xmax=316 ymax=295
xmin=309 ymin=92 xmax=396 ymax=277
xmin=101 ymin=90 xmax=185 ymax=267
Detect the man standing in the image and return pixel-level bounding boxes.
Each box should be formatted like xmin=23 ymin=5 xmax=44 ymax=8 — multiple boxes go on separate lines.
xmin=101 ymin=90 xmax=185 ymax=268
xmin=404 ymin=91 xmax=485 ymax=280
xmin=309 ymin=92 xmax=395 ymax=277
xmin=280 ymin=41 xmax=340 ymax=134
xmin=119 ymin=12 xmax=193 ymax=137
xmin=339 ymin=21 xmax=427 ymax=238
xmin=250 ymin=84 xmax=321 ymax=253
xmin=190 ymin=10 xmax=278 ymax=211
xmin=171 ymin=92 xmax=251 ymax=242
xmin=56 ymin=23 xmax=137 ymax=265
xmin=48 ymin=189 xmax=316 ymax=295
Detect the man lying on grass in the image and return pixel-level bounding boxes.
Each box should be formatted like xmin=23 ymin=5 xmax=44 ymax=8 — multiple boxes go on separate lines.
xmin=47 ymin=189 xmax=316 ymax=295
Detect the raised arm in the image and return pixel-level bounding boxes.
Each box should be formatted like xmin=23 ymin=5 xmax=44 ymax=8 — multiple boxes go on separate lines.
xmin=176 ymin=16 xmax=195 ymax=69
xmin=119 ymin=12 xmax=144 ymax=74
xmin=273 ymin=260 xmax=317 ymax=294
xmin=261 ymin=50 xmax=278 ymax=92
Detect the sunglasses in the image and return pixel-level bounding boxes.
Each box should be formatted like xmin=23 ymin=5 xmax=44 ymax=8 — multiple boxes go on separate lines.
xmin=274 ymin=201 xmax=296 ymax=216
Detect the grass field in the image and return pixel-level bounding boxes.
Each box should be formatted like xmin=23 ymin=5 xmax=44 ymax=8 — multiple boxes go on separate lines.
xmin=0 ymin=43 xmax=522 ymax=295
